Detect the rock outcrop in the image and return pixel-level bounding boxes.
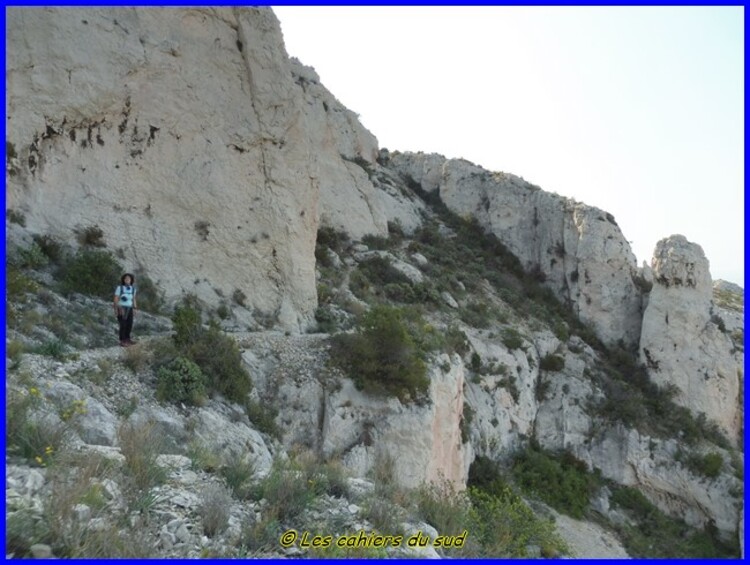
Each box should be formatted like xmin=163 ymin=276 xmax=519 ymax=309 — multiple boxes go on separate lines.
xmin=639 ymin=236 xmax=742 ymax=441
xmin=388 ymin=153 xmax=644 ymax=348
xmin=242 ymin=333 xmax=471 ymax=490
xmin=5 ymin=8 xmax=389 ymax=331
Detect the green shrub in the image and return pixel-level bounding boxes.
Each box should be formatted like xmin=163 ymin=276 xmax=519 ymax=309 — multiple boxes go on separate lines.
xmin=316 ymin=226 xmax=350 ymax=254
xmin=362 ymin=233 xmax=393 ymax=250
xmin=33 ymin=339 xmax=68 ymax=360
xmin=686 ymin=452 xmax=723 ymax=479
xmin=255 ymin=458 xmax=316 ymax=522
xmin=185 ymin=324 xmax=251 ymax=403
xmin=221 ymin=452 xmax=256 ymax=499
xmin=172 ymin=300 xmax=203 ymax=346
xmin=329 ymin=305 xmax=428 ymax=402
xmin=198 ymin=484 xmax=232 ymax=537
xmin=468 ymin=487 xmax=568 ymax=557
xmin=233 ymin=288 xmax=248 ymax=307
xmin=32 ymin=234 xmax=64 ymax=264
xmin=460 ymin=301 xmax=492 ymax=329
xmin=512 ymin=446 xmax=595 ymax=519
xmin=118 ymin=421 xmax=168 ymax=493
xmin=444 ymin=326 xmax=470 ymax=356
xmin=468 ymin=455 xmax=513 ymax=498
xmin=156 ymin=357 xmax=207 ymax=406
xmin=609 ymin=485 xmax=738 ymax=557
xmin=244 ymin=399 xmax=279 ymax=438
xmin=168 ymin=302 xmax=251 ymax=403
xmin=75 ymin=225 xmax=106 ymax=248
xmin=415 ymin=481 xmax=474 ymax=540
xmin=539 ymin=354 xmax=565 ymax=372
xmin=501 ymin=328 xmax=524 ymax=350
xmin=314 ymin=305 xmax=338 ymax=333
xmin=217 ymin=301 xmax=230 ymax=320
xmin=470 ymin=352 xmax=482 ymax=372
xmin=356 ymin=255 xmax=411 ymax=288
xmin=7 ymin=266 xmax=38 ymax=303
xmin=6 ymin=387 xmax=69 ymax=466
xmin=59 ymin=250 xmax=122 ymax=298
xmin=15 ymin=242 xmax=49 ymax=270
xmin=135 ymin=274 xmax=165 ymax=314
xmin=7 ymin=209 xmax=26 ymax=226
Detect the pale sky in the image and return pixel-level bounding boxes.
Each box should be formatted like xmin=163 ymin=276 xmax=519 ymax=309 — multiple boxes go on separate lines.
xmin=274 ymin=6 xmax=744 ymax=286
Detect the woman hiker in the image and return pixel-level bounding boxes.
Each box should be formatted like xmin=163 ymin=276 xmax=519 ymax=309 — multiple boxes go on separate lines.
xmin=114 ymin=273 xmax=138 ymax=347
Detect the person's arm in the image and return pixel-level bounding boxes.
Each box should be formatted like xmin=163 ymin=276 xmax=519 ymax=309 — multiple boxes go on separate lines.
xmin=114 ymin=287 xmax=120 ymax=316
xmin=133 ymin=289 xmax=138 ymax=311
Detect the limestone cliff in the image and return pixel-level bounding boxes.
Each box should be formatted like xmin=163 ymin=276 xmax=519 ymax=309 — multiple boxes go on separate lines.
xmin=6 ymin=7 xmax=385 ymax=331
xmin=388 ymin=152 xmax=644 ymax=348
xmin=639 ymin=236 xmax=743 ymax=441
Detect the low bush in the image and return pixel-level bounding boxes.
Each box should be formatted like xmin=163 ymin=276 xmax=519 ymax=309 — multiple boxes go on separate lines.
xmin=166 ymin=299 xmax=253 ymax=404
xmin=122 ymin=344 xmax=153 ymax=374
xmin=314 ymin=305 xmax=338 ymax=333
xmin=512 ymin=446 xmax=596 ymax=519
xmin=7 ymin=208 xmax=26 ymax=226
xmin=75 ymin=225 xmax=106 ymax=248
xmin=460 ymin=301 xmax=492 ymax=329
xmin=184 ymin=324 xmax=251 ymax=403
xmin=32 ymin=339 xmax=68 ymax=360
xmin=501 ymin=328 xmax=524 ymax=350
xmin=221 ymin=452 xmax=256 ymax=499
xmin=254 ymin=459 xmax=316 ymax=522
xmin=187 ymin=440 xmax=221 ymax=473
xmin=686 ymin=452 xmax=723 ymax=479
xmin=244 ymin=399 xmax=280 ymax=438
xmin=156 ymin=356 xmax=207 ymax=406
xmin=118 ymin=421 xmax=167 ymax=493
xmin=135 ymin=274 xmax=165 ymax=314
xmin=444 ymin=325 xmax=470 ymax=356
xmin=58 ymin=249 xmax=122 ymax=298
xmin=539 ymin=354 xmax=565 ymax=372
xmin=415 ymin=480 xmax=473 ymax=540
xmin=610 ymin=485 xmax=738 ymax=557
xmin=329 ymin=305 xmax=428 ymax=402
xmin=198 ymin=484 xmax=232 ymax=537
xmin=32 ymin=234 xmax=65 ymax=264
xmin=14 ymin=242 xmax=49 ymax=270
xmin=6 ymin=387 xmax=69 ymax=466
xmin=316 ymin=226 xmax=350 ymax=254
xmin=362 ymin=233 xmax=393 ymax=250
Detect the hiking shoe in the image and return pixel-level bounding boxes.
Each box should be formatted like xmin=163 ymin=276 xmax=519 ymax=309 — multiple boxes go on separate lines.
xmin=126 ymin=339 xmax=137 ymax=345
xmin=119 ymin=341 xmax=128 ymax=347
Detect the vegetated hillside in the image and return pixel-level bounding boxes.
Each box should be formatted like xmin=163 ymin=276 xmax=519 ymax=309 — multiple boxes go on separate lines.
xmin=5 ymin=168 xmax=742 ymax=558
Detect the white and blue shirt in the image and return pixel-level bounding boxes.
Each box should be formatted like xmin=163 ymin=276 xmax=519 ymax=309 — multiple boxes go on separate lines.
xmin=115 ymin=285 xmax=136 ymax=308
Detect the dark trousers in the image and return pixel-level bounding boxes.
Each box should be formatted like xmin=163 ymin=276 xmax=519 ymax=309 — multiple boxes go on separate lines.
xmin=118 ymin=307 xmax=134 ymax=342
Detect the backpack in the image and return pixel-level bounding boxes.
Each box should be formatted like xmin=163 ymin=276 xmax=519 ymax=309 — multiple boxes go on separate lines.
xmin=117 ymin=285 xmax=136 ymax=304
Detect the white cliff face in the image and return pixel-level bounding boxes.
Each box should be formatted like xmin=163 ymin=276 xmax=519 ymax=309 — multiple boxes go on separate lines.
xmin=243 ymin=334 xmax=470 ymax=491
xmin=639 ymin=236 xmax=742 ymax=441
xmin=463 ymin=327 xmax=562 ymax=458
xmin=323 ymin=355 xmax=471 ymax=489
xmin=583 ymin=426 xmax=742 ymax=536
xmin=388 ymin=152 xmax=644 ymax=347
xmin=287 ymin=59 xmax=388 ymax=240
xmin=6 ymin=8 xmax=389 ymax=331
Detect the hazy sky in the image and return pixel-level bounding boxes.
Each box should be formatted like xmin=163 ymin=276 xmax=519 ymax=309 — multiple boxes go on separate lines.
xmin=274 ymin=6 xmax=744 ymax=285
